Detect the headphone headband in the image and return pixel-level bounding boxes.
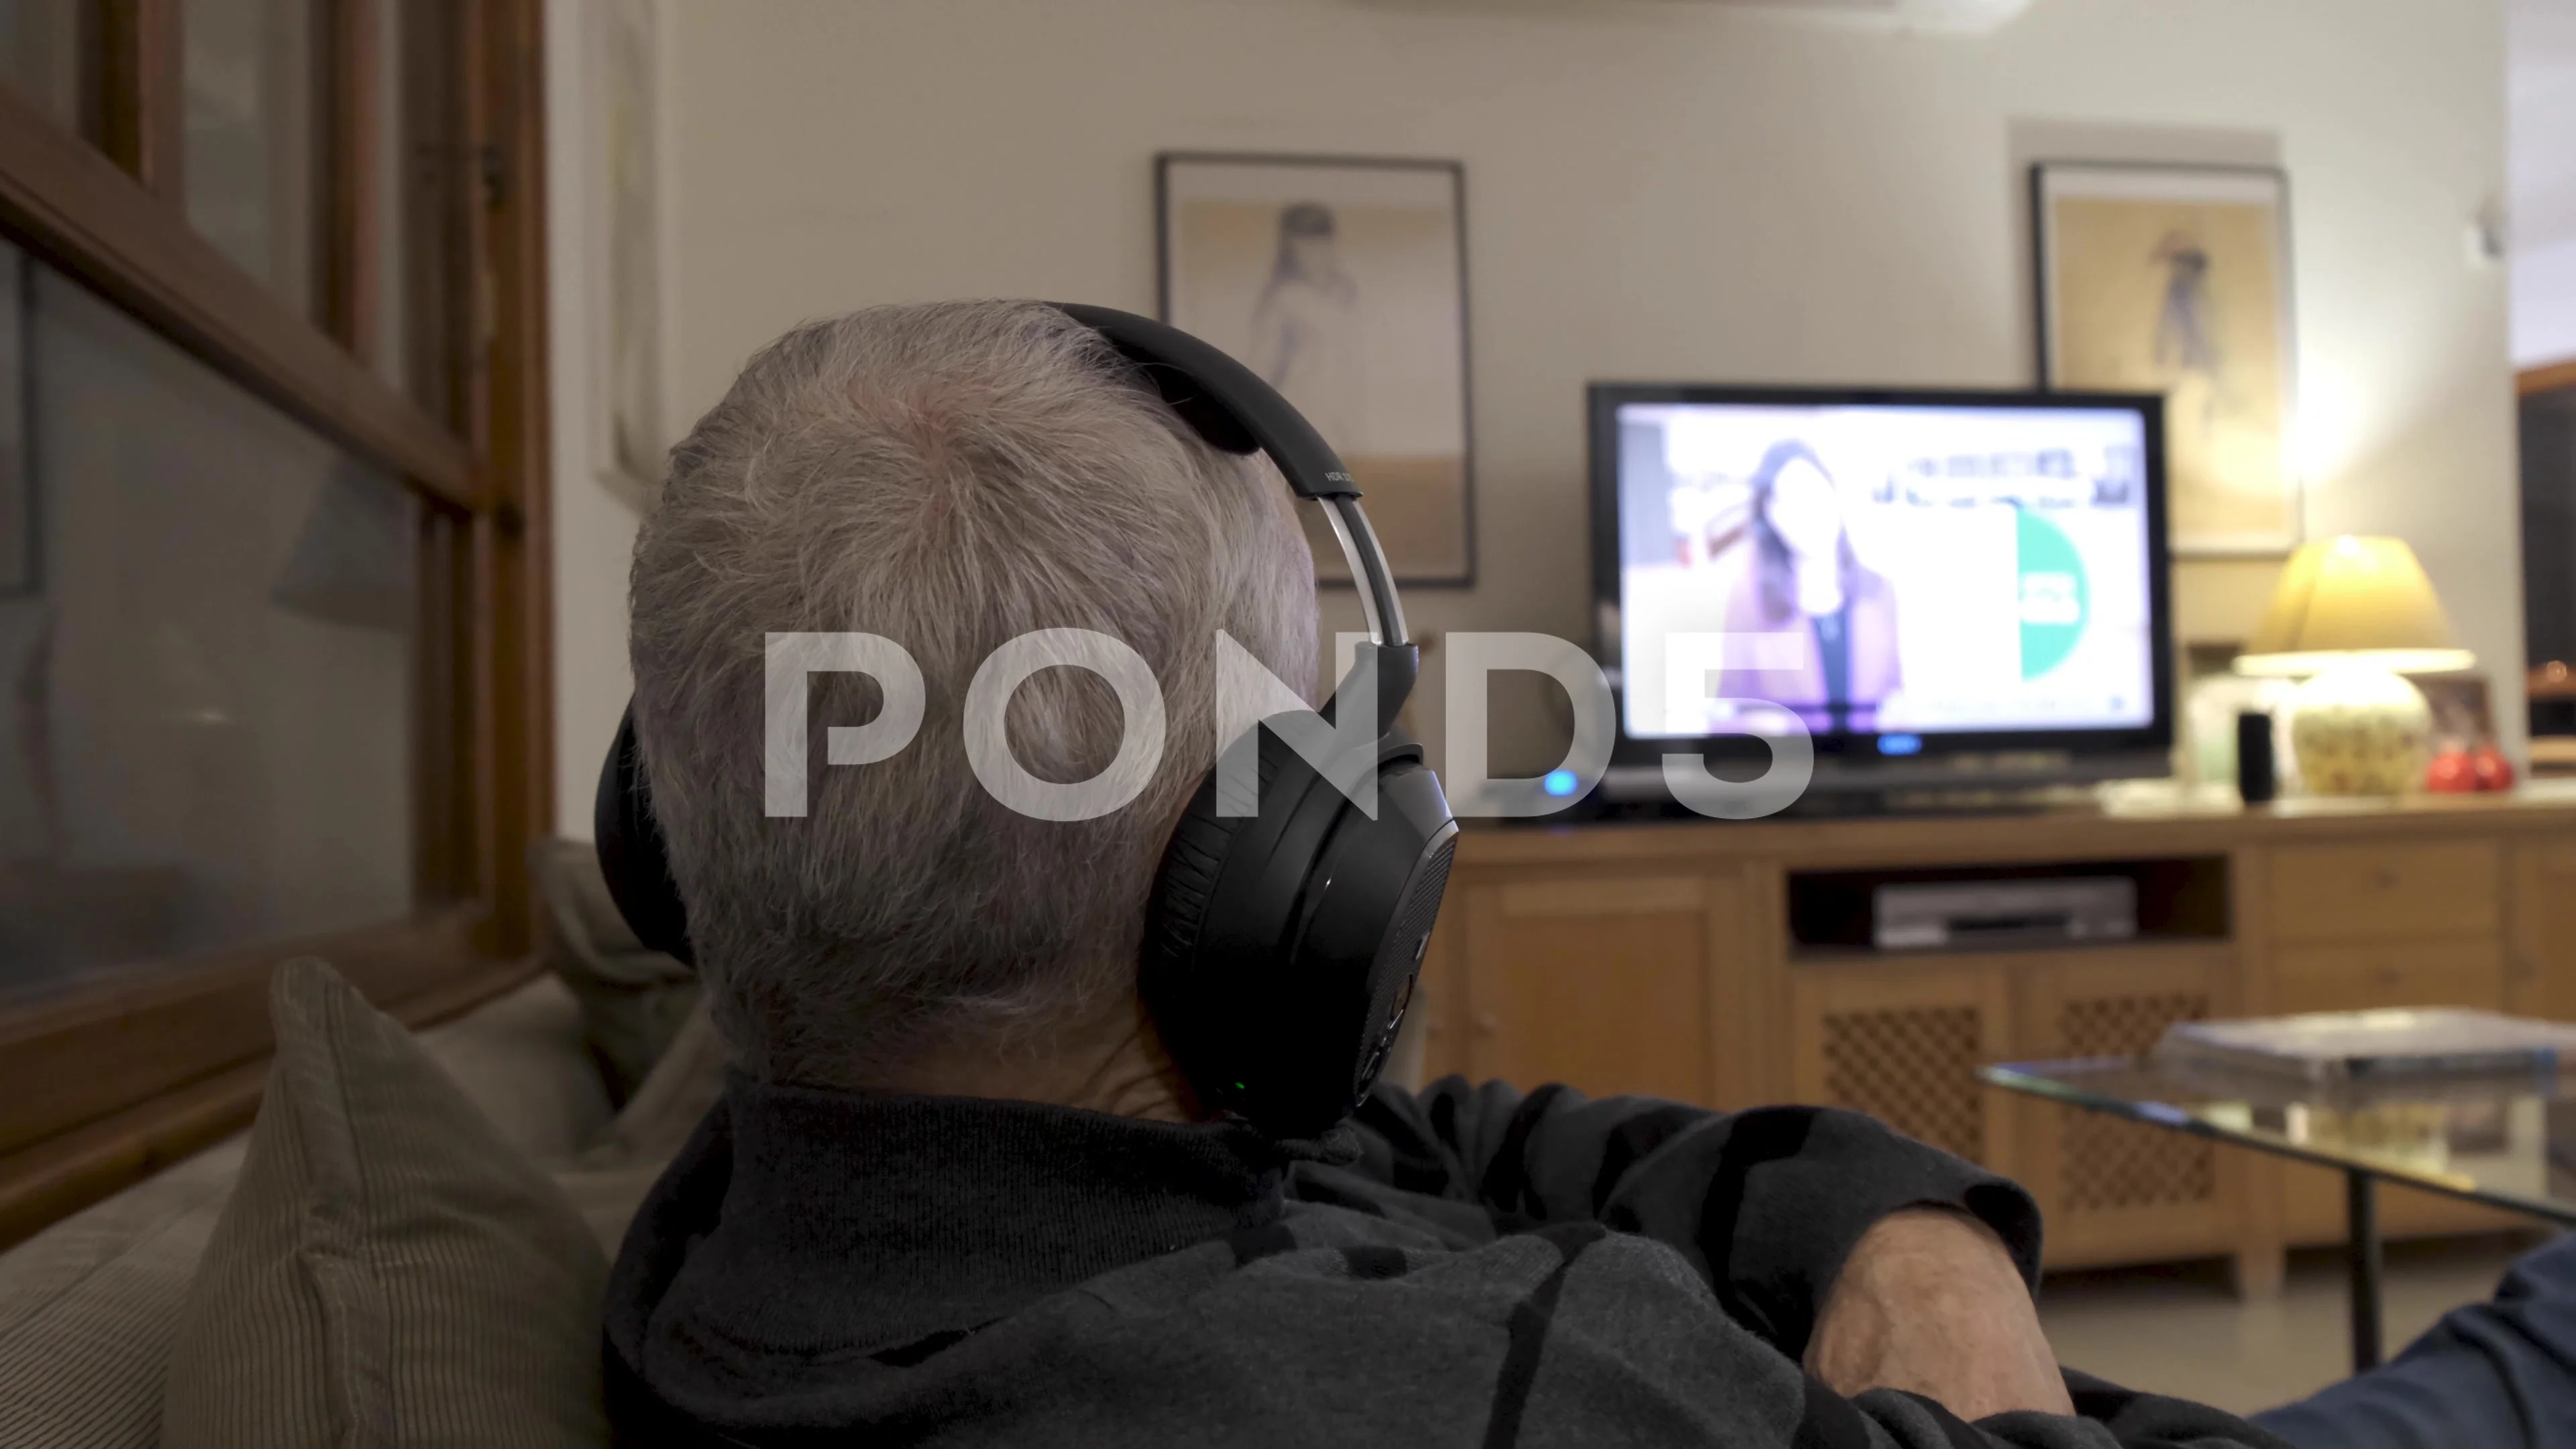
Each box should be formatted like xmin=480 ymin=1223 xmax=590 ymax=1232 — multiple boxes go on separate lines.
xmin=1051 ymin=304 xmax=1409 ymax=651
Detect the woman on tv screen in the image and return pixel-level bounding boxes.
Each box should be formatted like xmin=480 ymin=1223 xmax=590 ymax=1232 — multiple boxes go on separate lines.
xmin=1708 ymin=440 xmax=1902 ymax=733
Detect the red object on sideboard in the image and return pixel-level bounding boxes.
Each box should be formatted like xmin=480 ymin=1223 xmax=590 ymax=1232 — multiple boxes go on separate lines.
xmin=2427 ymin=746 xmax=2518 ymax=793
xmin=2427 ymin=749 xmax=2478 ymax=792
xmin=2473 ymin=745 xmax=2518 ymax=792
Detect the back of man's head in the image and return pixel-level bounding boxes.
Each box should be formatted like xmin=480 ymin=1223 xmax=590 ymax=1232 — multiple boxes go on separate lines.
xmin=630 ymin=301 xmax=1317 ymax=1087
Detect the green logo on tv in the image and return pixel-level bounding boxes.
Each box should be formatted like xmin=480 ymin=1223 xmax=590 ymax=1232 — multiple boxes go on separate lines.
xmin=2017 ymin=508 xmax=2088 ymax=680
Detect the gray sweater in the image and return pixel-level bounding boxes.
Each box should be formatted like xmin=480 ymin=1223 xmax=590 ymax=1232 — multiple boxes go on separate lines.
xmin=602 ymin=1076 xmax=2292 ymax=1448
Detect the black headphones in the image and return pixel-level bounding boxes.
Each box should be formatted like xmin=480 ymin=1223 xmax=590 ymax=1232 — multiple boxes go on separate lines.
xmin=594 ymin=303 xmax=1459 ymax=1140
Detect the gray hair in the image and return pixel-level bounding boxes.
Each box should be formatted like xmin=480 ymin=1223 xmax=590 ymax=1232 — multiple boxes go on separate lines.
xmin=629 ymin=301 xmax=1317 ymax=1086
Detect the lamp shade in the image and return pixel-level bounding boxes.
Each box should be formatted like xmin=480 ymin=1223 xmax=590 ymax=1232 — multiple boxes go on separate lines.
xmin=2234 ymin=536 xmax=2473 ymax=678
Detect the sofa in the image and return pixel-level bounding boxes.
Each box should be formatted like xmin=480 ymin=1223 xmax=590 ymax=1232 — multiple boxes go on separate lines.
xmin=0 ymin=957 xmax=721 ymax=1448
xmin=0 ymin=835 xmax=1441 ymax=1448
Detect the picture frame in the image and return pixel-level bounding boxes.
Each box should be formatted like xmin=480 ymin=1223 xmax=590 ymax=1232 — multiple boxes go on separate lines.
xmin=2414 ymin=672 xmax=2495 ymax=753
xmin=0 ymin=248 xmax=35 ymax=596
xmin=2033 ymin=162 xmax=2299 ymax=557
xmin=1157 ymin=152 xmax=1476 ymax=586
xmin=587 ymin=0 xmax=666 ymax=508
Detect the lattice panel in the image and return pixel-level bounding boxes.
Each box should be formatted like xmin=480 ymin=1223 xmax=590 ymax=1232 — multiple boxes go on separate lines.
xmin=2059 ymin=992 xmax=2216 ymax=1214
xmin=1821 ymin=1006 xmax=1984 ymax=1163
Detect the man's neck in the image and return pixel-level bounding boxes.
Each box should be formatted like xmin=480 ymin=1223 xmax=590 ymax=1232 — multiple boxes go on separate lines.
xmin=875 ymin=996 xmax=1200 ymax=1124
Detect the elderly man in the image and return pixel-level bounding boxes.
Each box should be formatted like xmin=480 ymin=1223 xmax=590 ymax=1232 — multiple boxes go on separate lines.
xmin=601 ymin=301 xmax=2284 ymax=1448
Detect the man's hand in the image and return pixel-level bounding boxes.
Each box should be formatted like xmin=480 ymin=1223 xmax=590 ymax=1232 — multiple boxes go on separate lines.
xmin=1804 ymin=1207 xmax=2075 ymax=1421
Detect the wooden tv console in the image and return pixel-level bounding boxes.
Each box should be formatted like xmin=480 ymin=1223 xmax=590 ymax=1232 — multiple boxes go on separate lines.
xmin=1403 ymin=784 xmax=2576 ymax=1293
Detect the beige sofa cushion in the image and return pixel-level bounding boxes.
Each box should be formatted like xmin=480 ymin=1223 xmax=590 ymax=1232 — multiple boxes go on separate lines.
xmin=162 ymin=959 xmax=609 ymax=1448
xmin=416 ymin=971 xmax=615 ymax=1165
xmin=553 ymin=999 xmax=727 ymax=1252
xmin=581 ymin=999 xmax=723 ymax=1170
xmin=529 ymin=839 xmax=700 ymax=1105
xmin=0 ymin=1139 xmax=246 ymax=1449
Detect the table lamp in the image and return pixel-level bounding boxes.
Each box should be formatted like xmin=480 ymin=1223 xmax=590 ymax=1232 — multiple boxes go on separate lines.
xmin=2233 ymin=536 xmax=2473 ymax=796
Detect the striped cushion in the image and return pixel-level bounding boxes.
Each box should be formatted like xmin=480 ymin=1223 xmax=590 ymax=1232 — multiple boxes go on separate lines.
xmin=0 ymin=1138 xmax=246 ymax=1449
xmin=161 ymin=959 xmax=610 ymax=1448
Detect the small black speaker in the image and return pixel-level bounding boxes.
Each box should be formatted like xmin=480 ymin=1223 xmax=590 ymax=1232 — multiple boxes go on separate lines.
xmin=2236 ymin=710 xmax=2277 ymax=805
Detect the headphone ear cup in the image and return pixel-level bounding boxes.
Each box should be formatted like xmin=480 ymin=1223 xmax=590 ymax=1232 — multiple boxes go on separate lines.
xmin=1142 ymin=725 xmax=1454 ymax=1139
xmin=1142 ymin=786 xmax=1238 ymax=989
xmin=594 ymin=703 xmax=697 ymax=967
xmin=1143 ymin=733 xmax=1285 ymax=986
xmin=1142 ymin=728 xmax=1310 ymax=1129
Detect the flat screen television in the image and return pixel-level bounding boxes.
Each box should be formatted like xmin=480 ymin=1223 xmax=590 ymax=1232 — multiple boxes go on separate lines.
xmin=1588 ymin=383 xmax=2174 ymax=802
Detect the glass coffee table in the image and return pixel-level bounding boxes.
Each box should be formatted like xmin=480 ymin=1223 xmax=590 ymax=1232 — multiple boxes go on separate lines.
xmin=1979 ymin=1055 xmax=2576 ymax=1373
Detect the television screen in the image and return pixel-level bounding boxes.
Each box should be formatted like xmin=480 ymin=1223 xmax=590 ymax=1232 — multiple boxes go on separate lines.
xmin=1593 ymin=386 xmax=2169 ymax=755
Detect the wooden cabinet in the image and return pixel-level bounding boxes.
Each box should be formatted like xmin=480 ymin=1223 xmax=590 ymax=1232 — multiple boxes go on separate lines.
xmin=2263 ymin=935 xmax=2521 ymax=1243
xmin=2012 ymin=951 xmax=2241 ymax=1269
xmin=2512 ymin=843 xmax=2576 ymax=1021
xmin=1418 ymin=791 xmax=2576 ymax=1279
xmin=2267 ymin=841 xmax=2501 ymax=943
xmin=1790 ymin=961 xmax=2013 ymax=1173
xmin=2272 ymin=938 xmax=2508 ymax=1014
xmin=1454 ymin=873 xmax=1737 ymax=1106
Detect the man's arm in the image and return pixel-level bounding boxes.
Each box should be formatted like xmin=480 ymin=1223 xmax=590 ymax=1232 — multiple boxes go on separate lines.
xmin=1320 ymin=1076 xmax=2300 ymax=1443
xmin=2249 ymin=1230 xmax=2576 ymax=1448
xmin=1844 ymin=1375 xmax=2299 ymax=1449
xmin=1341 ymin=1076 xmax=2043 ymax=1364
xmin=1811 ymin=1208 xmax=2073 ymax=1418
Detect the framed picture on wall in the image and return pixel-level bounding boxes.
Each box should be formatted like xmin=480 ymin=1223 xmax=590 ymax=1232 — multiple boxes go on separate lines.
xmin=0 ymin=250 xmax=34 ymax=596
xmin=2033 ymin=162 xmax=2299 ymax=557
xmin=588 ymin=0 xmax=665 ymax=508
xmin=1157 ymin=153 xmax=1474 ymax=586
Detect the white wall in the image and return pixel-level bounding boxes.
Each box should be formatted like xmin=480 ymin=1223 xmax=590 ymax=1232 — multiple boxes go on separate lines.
xmin=2525 ymin=242 xmax=2576 ymax=366
xmin=546 ymin=0 xmax=645 ymax=835
xmin=561 ymin=0 xmax=2522 ymax=771
xmin=2512 ymin=0 xmax=2576 ymax=367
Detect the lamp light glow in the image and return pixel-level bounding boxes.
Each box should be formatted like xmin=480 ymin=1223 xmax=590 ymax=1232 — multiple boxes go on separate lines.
xmin=2233 ymin=536 xmax=2473 ymax=678
xmin=2230 ymin=537 xmax=2469 ymax=797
